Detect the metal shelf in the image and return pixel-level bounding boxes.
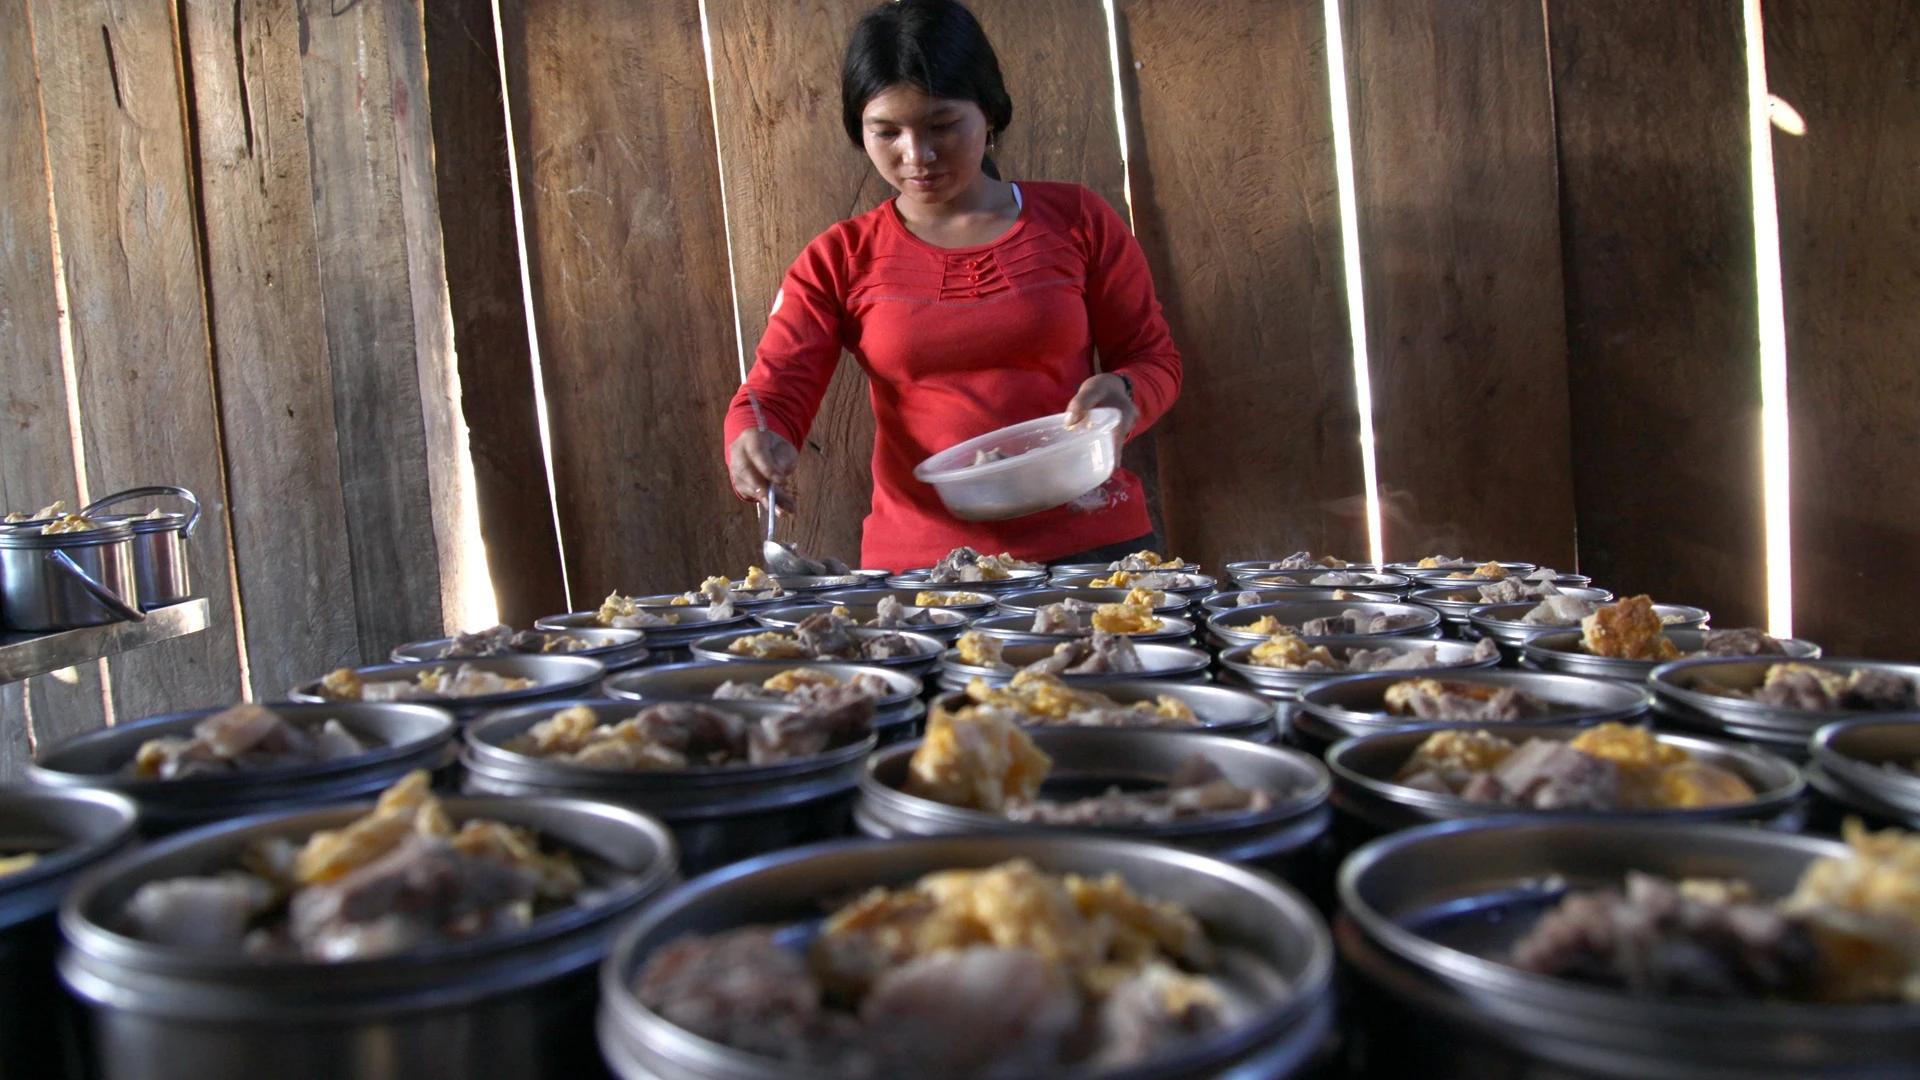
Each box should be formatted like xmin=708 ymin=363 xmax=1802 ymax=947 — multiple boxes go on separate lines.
xmin=0 ymin=599 xmax=211 ymax=683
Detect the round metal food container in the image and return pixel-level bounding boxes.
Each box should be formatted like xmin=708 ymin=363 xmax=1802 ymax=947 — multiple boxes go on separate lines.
xmin=1206 ymin=600 xmax=1443 ymax=650
xmin=1217 ymin=637 xmax=1502 ymax=700
xmin=1406 ymin=585 xmax=1614 ymax=628
xmin=287 ymin=655 xmax=608 ymax=720
xmin=1243 ymin=569 xmax=1413 ymax=596
xmin=1384 ymin=559 xmax=1536 ymax=576
xmin=937 ymin=641 xmax=1212 ymax=692
xmin=0 ymin=520 xmax=143 ymax=631
xmin=689 ymin=627 xmax=943 ymax=677
xmin=1326 ymin=722 xmax=1804 ymax=839
xmin=27 ymin=702 xmax=456 ymax=835
xmin=765 ymin=573 xmax=864 ymax=594
xmin=927 ymin=679 xmax=1279 ymax=742
xmin=1204 ymin=588 xmax=1398 ymax=612
xmin=1290 ymin=669 xmax=1653 ymax=755
xmin=392 ymin=627 xmax=650 ymax=671
xmin=1407 ymin=571 xmax=1593 ymax=593
xmin=994 ymin=585 xmax=1193 ymax=615
xmin=1048 ymin=560 xmax=1204 ymax=579
xmin=59 ymin=796 xmax=677 ymax=1080
xmin=816 ymin=585 xmax=1000 ymax=617
xmin=855 ymin=730 xmax=1331 ymax=875
xmin=1225 ymin=559 xmax=1381 ymax=584
xmin=750 ymin=600 xmax=971 ymax=643
xmin=1049 ymin=570 xmax=1217 ymax=597
xmin=462 ymin=699 xmax=873 ymax=874
xmin=81 ymin=485 xmax=201 ymax=609
xmin=1807 ymin=717 xmax=1920 ymax=824
xmin=597 ymin=835 xmax=1335 ymax=1080
xmin=1337 ymin=818 xmax=1915 ymax=1079
xmin=532 ymin=608 xmax=756 ymax=661
xmin=1650 ymin=657 xmax=1920 ymax=761
xmin=1523 ymin=628 xmax=1822 ymax=680
xmin=966 ymin=609 xmax=1197 ymax=647
xmin=602 ymin=660 xmax=926 ymax=743
xmin=0 ymin=788 xmax=138 ymax=1080
xmin=883 ymin=566 xmax=1048 ymax=592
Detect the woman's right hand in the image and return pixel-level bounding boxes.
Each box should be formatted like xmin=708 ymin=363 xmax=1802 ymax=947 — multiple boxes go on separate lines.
xmin=728 ymin=428 xmax=800 ymax=514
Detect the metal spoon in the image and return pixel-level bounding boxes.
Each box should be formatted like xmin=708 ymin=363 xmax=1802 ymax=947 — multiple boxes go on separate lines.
xmin=747 ymin=390 xmax=813 ymax=577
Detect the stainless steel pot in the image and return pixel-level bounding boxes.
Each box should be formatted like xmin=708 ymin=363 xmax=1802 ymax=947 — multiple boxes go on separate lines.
xmin=994 ymin=585 xmax=1193 ymax=615
xmin=1522 ymin=627 xmax=1822 ymax=679
xmin=689 ymin=626 xmax=943 ymax=677
xmin=60 ymin=796 xmax=677 ymax=1080
xmin=27 ymin=702 xmax=457 ymax=835
xmin=286 ymin=655 xmax=608 ymax=721
xmin=1807 ymin=717 xmax=1920 ymax=825
xmin=1338 ymin=818 xmax=1916 ymax=1078
xmin=1290 ymin=669 xmax=1653 ymax=755
xmin=965 ymin=609 xmax=1197 ymax=647
xmin=855 ymin=729 xmax=1331 ymax=876
xmin=0 ymin=788 xmax=139 ymax=1080
xmin=461 ymin=698 xmax=872 ymax=874
xmin=1216 ymin=637 xmax=1502 ymax=699
xmin=927 ymin=679 xmax=1279 ymax=742
xmin=597 ymin=835 xmax=1335 ymax=1080
xmin=937 ymin=641 xmax=1212 ymax=692
xmin=1326 ymin=722 xmax=1804 ymax=839
xmin=0 ymin=520 xmax=143 ymax=631
xmin=1206 ymin=600 xmax=1442 ymax=650
xmin=1650 ymin=657 xmax=1920 ymax=762
xmin=601 ymin=660 xmax=926 ymax=744
xmin=82 ymin=486 xmax=200 ymax=609
xmin=392 ymin=627 xmax=650 ymax=672
xmin=1407 ymin=571 xmax=1592 ymax=592
xmin=1384 ymin=559 xmax=1536 ymax=576
xmin=750 ymin=600 xmax=972 ymax=643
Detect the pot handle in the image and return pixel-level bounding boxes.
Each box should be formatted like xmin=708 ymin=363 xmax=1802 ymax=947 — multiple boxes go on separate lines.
xmin=81 ymin=485 xmax=202 ymax=539
xmin=45 ymin=549 xmax=146 ymax=623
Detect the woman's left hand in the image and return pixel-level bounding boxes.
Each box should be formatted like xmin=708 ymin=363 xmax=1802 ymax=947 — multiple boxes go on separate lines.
xmin=1065 ymin=372 xmax=1137 ymax=453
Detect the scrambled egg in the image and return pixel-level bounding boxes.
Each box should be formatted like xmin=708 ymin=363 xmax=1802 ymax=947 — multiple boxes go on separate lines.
xmin=1249 ymin=632 xmax=1336 ymax=670
xmin=725 ymin=632 xmax=809 ymax=659
xmin=596 ymin=592 xmax=681 ymax=626
xmin=1570 ymin=723 xmax=1753 ymax=809
xmin=1090 ymin=570 xmax=1135 ymax=588
xmin=764 ymin=667 xmax=843 ymax=693
xmin=741 ymin=566 xmax=776 ymax=591
xmin=1784 ymin=821 xmax=1920 ymax=1002
xmin=955 ymin=630 xmax=1008 ymax=668
xmin=1580 ymin=595 xmax=1679 ymax=660
xmin=1122 ymin=551 xmax=1187 ymax=570
xmin=1122 ymin=586 xmax=1170 ymax=609
xmin=964 ymin=672 xmax=1196 ymax=726
xmin=1091 ymin=603 xmax=1163 ymax=634
xmin=40 ymin=513 xmax=99 ymax=534
xmin=4 ymin=500 xmax=65 ymax=523
xmin=904 ymin=704 xmax=1051 ymax=812
xmin=817 ymin=858 xmax=1209 ymax=997
xmin=916 ymin=590 xmax=989 ymax=606
xmin=504 ymin=705 xmax=691 ymax=771
xmin=1385 ymin=678 xmax=1503 ymax=714
xmin=1399 ymin=729 xmax=1517 ymax=777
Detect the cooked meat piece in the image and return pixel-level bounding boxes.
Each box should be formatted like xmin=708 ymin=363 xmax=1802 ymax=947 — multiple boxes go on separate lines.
xmin=713 ymin=680 xmax=784 ymax=702
xmin=926 ymin=546 xmax=1033 ymax=584
xmin=748 ymin=690 xmax=875 ymax=763
xmin=288 ymin=834 xmax=537 ymax=961
xmin=1274 ymin=551 xmax=1349 ymax=570
xmin=1031 ymin=598 xmax=1097 ymax=634
xmin=1027 ymin=631 xmax=1143 ymax=676
xmin=437 ymin=625 xmax=518 ymax=658
xmin=796 ymin=611 xmax=861 ymax=659
xmin=870 ymin=595 xmax=910 ymax=628
xmin=1479 ymin=578 xmax=1561 ymax=605
xmin=1301 ymin=609 xmax=1426 ymax=637
xmin=629 ymin=702 xmax=750 ymax=759
xmin=122 ymin=873 xmax=277 ymax=948
xmin=1234 ymin=590 xmax=1266 ymax=607
xmin=132 ymin=704 xmax=370 ymax=779
xmin=311 ymin=719 xmax=368 ymax=762
xmin=1107 ymin=551 xmax=1185 ymax=573
xmin=706 ymin=597 xmax=737 ymax=621
xmin=1485 ymin=739 xmax=1621 ymax=810
xmin=1697 ymin=628 xmax=1787 ymax=658
xmin=1522 ymin=595 xmax=1597 ymax=627
xmin=904 ymin=705 xmax=1051 ymax=812
xmin=1526 ymin=567 xmax=1563 ymax=581
xmin=1512 ymin=872 xmax=1819 ymax=999
xmin=636 ymin=928 xmax=855 ymax=1067
xmin=860 ymin=947 xmax=1080 ymax=1079
xmin=1384 ymin=679 xmax=1553 ymax=722
xmin=1004 ymin=753 xmax=1276 ymax=826
xmin=1752 ymin=664 xmax=1848 ymax=709
xmin=1581 ymin=595 xmax=1680 ymax=660
xmin=508 ymin=630 xmax=593 ymax=654
xmin=1841 ymin=669 xmax=1919 ymax=711
xmin=1310 ymin=571 xmax=1368 ymax=586
xmin=1090 ymin=961 xmax=1234 ymax=1068
xmin=858 ymin=631 xmax=920 ymax=661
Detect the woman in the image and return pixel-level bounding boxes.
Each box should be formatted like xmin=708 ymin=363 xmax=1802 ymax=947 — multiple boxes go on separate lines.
xmin=724 ymin=0 xmax=1182 ymax=571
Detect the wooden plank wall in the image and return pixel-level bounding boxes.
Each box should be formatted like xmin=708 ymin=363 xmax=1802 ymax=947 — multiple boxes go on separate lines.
xmin=1546 ymin=0 xmax=1766 ymax=625
xmin=1766 ymin=0 xmax=1920 ymax=658
xmin=498 ymin=0 xmax=759 ymax=604
xmin=704 ymin=0 xmax=1130 ymax=569
xmin=1343 ymin=0 xmax=1578 ymax=568
xmin=1116 ymin=0 xmax=1369 ymax=570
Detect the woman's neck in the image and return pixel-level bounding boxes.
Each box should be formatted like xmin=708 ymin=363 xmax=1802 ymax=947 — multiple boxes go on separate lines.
xmin=894 ymin=174 xmax=1019 ymax=247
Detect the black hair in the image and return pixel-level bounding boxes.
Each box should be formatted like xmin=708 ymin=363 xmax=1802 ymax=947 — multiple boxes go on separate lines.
xmin=842 ymin=0 xmax=1013 ymax=180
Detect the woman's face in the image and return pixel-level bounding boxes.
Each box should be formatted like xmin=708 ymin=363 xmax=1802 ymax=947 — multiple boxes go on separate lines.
xmin=860 ymin=83 xmax=991 ymax=206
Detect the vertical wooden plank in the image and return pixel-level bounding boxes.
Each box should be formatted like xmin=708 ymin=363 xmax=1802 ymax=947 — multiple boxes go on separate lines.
xmin=422 ymin=0 xmax=569 ymax=626
xmin=499 ymin=0 xmax=757 ymax=599
xmin=0 ymin=0 xmax=113 ymax=741
xmin=1115 ymin=0 xmax=1368 ymax=567
xmin=178 ymin=0 xmax=361 ymax=697
xmin=1767 ymin=0 xmax=1920 ymax=658
xmin=706 ymin=0 xmax=1132 ymax=567
xmin=298 ymin=0 xmax=473 ymax=654
xmin=1547 ymin=0 xmax=1765 ymax=623
xmin=0 ymin=683 xmax=29 ymax=781
xmin=31 ymin=0 xmax=247 ymax=721
xmin=1343 ymin=0 xmax=1578 ymax=566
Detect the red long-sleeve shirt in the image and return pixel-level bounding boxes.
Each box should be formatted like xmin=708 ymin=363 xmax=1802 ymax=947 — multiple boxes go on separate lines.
xmin=724 ymin=181 xmax=1182 ymax=571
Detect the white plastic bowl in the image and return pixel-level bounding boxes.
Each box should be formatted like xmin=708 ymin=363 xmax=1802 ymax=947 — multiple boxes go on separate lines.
xmin=912 ymin=408 xmax=1121 ymax=521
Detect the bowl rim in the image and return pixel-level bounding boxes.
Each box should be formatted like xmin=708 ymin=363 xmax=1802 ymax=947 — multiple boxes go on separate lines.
xmin=912 ymin=407 xmax=1121 ymax=483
